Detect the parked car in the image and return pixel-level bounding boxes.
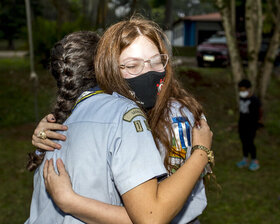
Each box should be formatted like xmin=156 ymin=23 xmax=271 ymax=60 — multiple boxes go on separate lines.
xmin=197 ymin=32 xmax=280 ymax=67
xmin=196 ymin=32 xmax=230 ymax=67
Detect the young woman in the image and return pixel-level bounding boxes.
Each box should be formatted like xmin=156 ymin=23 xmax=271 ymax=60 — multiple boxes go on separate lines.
xmin=29 ymin=18 xmax=214 ymax=224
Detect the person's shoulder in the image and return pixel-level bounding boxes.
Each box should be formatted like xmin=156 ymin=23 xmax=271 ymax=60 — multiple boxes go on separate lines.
xmin=85 ymin=92 xmax=137 ymax=111
xmin=250 ymin=95 xmax=261 ymax=105
xmin=68 ymin=92 xmax=140 ymax=124
xmin=111 ymin=92 xmax=137 ymax=108
xmin=168 ymin=100 xmax=195 ymax=126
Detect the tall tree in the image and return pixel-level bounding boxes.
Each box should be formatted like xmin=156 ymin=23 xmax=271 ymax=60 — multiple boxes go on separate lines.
xmin=216 ymin=0 xmax=244 ymax=100
xmin=245 ymin=0 xmax=262 ymax=88
xmin=216 ymin=0 xmax=280 ymax=103
xmin=50 ymin=0 xmax=71 ymax=27
xmin=259 ymin=0 xmax=280 ymax=101
xmin=164 ymin=0 xmax=173 ymax=30
xmin=96 ymin=0 xmax=109 ymax=29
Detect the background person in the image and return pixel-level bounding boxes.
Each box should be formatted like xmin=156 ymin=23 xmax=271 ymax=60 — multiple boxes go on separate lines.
xmin=236 ymin=79 xmax=262 ymax=171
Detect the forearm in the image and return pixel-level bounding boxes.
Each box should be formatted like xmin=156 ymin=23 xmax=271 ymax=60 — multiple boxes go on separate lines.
xmin=123 ymin=150 xmax=208 ymax=224
xmin=156 ymin=150 xmax=208 ymax=221
xmin=65 ymin=193 xmax=132 ymax=224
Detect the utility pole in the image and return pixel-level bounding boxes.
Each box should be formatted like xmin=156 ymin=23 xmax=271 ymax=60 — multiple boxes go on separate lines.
xmin=25 ymin=0 xmax=39 ymax=122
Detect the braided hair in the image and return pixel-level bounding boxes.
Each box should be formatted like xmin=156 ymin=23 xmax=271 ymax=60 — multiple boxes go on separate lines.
xmin=27 ymin=31 xmax=100 ymax=171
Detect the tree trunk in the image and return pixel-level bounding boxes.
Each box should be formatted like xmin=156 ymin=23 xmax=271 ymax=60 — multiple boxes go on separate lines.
xmin=230 ymin=0 xmax=235 ymax=31
xmin=164 ymin=0 xmax=173 ymax=30
xmin=245 ymin=0 xmax=262 ymax=89
xmin=259 ymin=20 xmax=280 ymax=102
xmin=51 ymin=0 xmax=69 ymax=28
xmin=96 ymin=0 xmax=108 ymax=29
xmin=216 ymin=0 xmax=245 ymax=103
xmin=129 ymin=0 xmax=138 ymax=17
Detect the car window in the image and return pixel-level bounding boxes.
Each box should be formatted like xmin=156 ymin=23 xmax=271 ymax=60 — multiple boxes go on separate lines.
xmin=207 ymin=36 xmax=227 ymax=44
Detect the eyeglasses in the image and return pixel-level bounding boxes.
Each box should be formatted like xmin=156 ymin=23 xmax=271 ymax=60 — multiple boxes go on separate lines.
xmin=119 ymin=54 xmax=169 ymax=76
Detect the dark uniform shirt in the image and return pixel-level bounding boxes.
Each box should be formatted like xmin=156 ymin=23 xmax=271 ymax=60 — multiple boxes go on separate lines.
xmin=239 ymin=95 xmax=261 ymax=129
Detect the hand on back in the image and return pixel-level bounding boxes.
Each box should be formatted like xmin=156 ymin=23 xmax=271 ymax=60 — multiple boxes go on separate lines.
xmin=192 ymin=119 xmax=213 ymax=150
xmin=32 ymin=114 xmax=68 ymax=151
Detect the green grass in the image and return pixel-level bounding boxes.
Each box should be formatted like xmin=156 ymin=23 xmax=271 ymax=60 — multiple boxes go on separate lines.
xmin=172 ymin=46 xmax=197 ymax=57
xmin=0 ymin=58 xmax=280 ymax=223
xmin=177 ymin=67 xmax=280 ymax=223
xmin=0 ymin=39 xmax=27 ymax=50
xmin=0 ymin=57 xmax=56 ymax=223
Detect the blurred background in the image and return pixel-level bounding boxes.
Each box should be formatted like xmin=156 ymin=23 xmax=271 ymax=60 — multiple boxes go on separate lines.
xmin=0 ymin=0 xmax=280 ymax=223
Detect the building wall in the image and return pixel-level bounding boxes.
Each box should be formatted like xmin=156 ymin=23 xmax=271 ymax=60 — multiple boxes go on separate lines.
xmin=172 ymin=22 xmax=184 ymax=46
xmin=172 ymin=20 xmax=223 ymax=47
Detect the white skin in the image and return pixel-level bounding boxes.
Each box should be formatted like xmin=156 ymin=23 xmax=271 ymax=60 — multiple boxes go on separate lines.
xmin=34 ymin=35 xmax=213 ymax=224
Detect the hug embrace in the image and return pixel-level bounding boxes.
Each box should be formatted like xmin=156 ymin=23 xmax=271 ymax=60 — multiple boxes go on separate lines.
xmin=25 ymin=16 xmax=214 ymax=224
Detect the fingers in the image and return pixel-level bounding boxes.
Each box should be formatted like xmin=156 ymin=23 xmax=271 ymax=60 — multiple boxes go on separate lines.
xmin=46 ymin=130 xmax=67 ymax=141
xmin=32 ymin=135 xmax=61 ymax=150
xmin=56 ymin=158 xmax=67 ymax=176
xmin=34 ymin=123 xmax=68 ymax=136
xmin=32 ymin=115 xmax=67 ymax=150
xmin=47 ymin=159 xmax=56 ymax=175
xmin=43 ymin=160 xmax=49 ymax=180
xmin=198 ymin=119 xmax=210 ymax=131
xmin=46 ymin=114 xmax=56 ymax=123
xmin=194 ymin=119 xmax=208 ymax=130
xmin=192 ymin=118 xmax=213 ymax=149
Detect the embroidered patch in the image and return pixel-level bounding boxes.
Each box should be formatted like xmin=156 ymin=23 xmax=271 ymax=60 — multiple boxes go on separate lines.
xmin=123 ymin=108 xmax=146 ymax=122
xmin=144 ymin=120 xmax=151 ymax=131
xmin=133 ymin=120 xmax=143 ymax=132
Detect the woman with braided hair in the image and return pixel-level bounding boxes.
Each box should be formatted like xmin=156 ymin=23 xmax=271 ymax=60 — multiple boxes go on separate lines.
xmin=27 ymin=18 xmax=213 ymax=224
xmin=26 ymin=31 xmax=99 ymax=171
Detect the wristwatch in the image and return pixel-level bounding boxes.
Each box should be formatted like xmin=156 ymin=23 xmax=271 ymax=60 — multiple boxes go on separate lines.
xmin=191 ymin=145 xmax=215 ymax=166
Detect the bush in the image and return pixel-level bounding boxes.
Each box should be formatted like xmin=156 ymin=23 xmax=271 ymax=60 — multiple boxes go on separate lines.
xmin=33 ymin=16 xmax=92 ymax=67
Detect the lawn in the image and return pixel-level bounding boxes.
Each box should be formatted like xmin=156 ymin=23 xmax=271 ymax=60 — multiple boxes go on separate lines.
xmin=0 ymin=57 xmax=279 ymax=223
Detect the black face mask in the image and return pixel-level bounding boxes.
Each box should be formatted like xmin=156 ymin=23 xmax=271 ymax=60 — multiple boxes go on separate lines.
xmin=125 ymin=71 xmax=165 ymax=110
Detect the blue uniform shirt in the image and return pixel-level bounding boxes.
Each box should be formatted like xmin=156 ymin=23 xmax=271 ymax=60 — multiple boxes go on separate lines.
xmin=25 ymin=91 xmax=167 ymax=224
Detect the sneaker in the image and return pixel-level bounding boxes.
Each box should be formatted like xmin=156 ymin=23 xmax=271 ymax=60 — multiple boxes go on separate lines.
xmin=236 ymin=158 xmax=249 ymax=168
xmin=249 ymin=160 xmax=260 ymax=171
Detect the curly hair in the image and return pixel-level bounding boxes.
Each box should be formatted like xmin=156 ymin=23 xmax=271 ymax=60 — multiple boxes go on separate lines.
xmin=27 ymin=31 xmax=100 ymax=171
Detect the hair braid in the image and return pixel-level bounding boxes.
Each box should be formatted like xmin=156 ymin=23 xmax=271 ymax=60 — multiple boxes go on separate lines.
xmin=27 ymin=31 xmax=100 ymax=171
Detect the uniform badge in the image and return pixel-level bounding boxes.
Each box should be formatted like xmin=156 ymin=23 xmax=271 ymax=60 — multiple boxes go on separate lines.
xmin=133 ymin=120 xmax=143 ymax=132
xmin=123 ymin=108 xmax=146 ymax=122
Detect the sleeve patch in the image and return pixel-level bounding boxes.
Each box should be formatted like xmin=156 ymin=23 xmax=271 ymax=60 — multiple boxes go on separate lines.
xmin=144 ymin=120 xmax=151 ymax=131
xmin=133 ymin=120 xmax=143 ymax=132
xmin=123 ymin=108 xmax=146 ymax=122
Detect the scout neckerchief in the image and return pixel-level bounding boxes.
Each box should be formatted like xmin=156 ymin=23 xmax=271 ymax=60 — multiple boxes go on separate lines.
xmin=71 ymin=86 xmax=104 ymax=113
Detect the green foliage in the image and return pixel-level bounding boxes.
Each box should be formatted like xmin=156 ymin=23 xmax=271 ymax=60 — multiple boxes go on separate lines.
xmin=33 ymin=16 xmax=92 ymax=67
xmin=148 ymin=0 xmax=165 ymax=8
xmin=0 ymin=0 xmax=26 ymax=45
xmin=0 ymin=0 xmax=42 ymax=49
xmin=150 ymin=7 xmax=165 ymax=26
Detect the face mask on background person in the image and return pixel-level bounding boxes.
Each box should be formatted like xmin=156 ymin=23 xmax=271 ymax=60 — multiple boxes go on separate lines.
xmin=126 ymin=71 xmax=165 ymax=110
xmin=239 ymin=90 xmax=249 ymax=98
